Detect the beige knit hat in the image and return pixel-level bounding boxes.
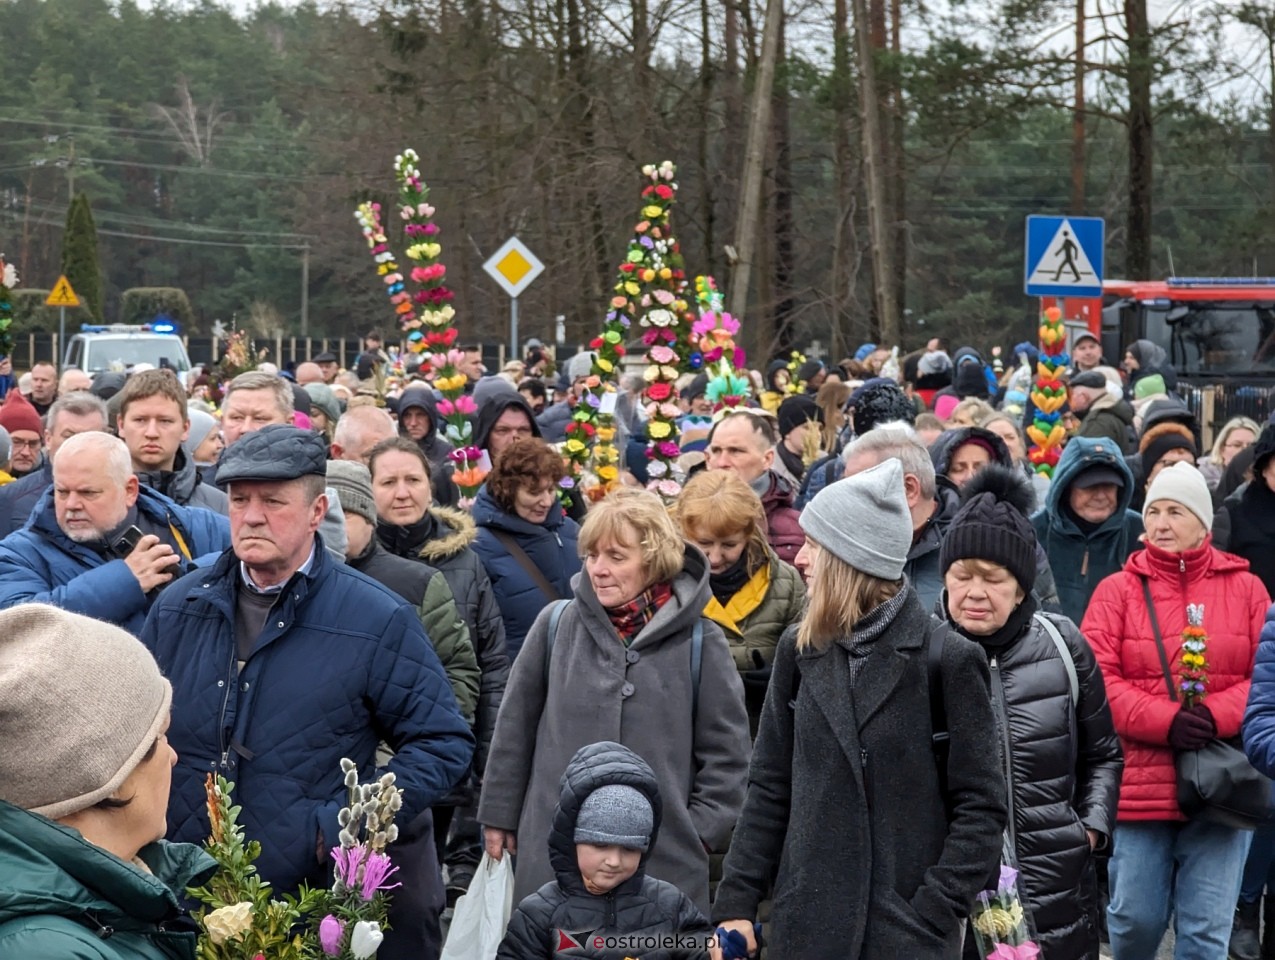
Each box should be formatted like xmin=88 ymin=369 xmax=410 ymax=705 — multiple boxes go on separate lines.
xmin=0 ymin=604 xmax=172 ymax=820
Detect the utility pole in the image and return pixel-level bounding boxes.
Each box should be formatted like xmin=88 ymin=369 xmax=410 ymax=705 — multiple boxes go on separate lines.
xmin=300 ymin=243 xmax=310 ymax=337
xmin=1071 ymin=0 xmax=1086 ymax=214
xmin=851 ymin=0 xmax=899 ymax=344
xmin=727 ymin=0 xmax=784 ymax=342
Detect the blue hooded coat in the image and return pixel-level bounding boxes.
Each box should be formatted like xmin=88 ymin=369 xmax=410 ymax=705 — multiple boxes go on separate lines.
xmin=0 ymin=485 xmax=230 ymax=635
xmin=471 ymin=484 xmax=581 ymax=661
xmin=1030 ymin=436 xmax=1143 ymax=625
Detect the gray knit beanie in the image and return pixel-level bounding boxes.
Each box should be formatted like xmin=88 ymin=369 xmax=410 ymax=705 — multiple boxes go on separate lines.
xmin=566 ymin=352 xmax=596 ymax=383
xmin=182 ymin=409 xmax=218 ymax=460
xmin=575 ymin=784 xmax=654 ymax=851
xmin=800 ymin=458 xmax=912 ymax=580
xmin=326 ymin=459 xmax=377 ymax=526
xmin=0 ymin=604 xmax=172 ymax=820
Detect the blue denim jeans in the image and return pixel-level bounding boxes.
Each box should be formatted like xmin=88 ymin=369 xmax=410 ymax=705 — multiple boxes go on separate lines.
xmin=1108 ymin=820 xmax=1252 ymax=960
xmin=1240 ymin=782 xmax=1275 ymax=904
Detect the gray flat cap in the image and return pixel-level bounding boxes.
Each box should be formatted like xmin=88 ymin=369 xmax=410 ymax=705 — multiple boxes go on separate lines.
xmin=216 ymin=424 xmax=328 ymax=485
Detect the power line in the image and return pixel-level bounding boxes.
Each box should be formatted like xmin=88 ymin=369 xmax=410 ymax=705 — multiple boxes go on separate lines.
xmin=21 ymin=197 xmax=315 ymax=240
xmin=29 ymin=215 xmax=310 ymax=250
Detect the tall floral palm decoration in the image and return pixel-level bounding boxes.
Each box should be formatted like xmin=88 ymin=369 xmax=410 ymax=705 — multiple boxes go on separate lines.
xmin=0 ymin=255 xmax=15 ymax=362
xmin=692 ymin=276 xmax=750 ymax=412
xmin=630 ymin=161 xmax=693 ymax=502
xmin=354 ymin=149 xmax=485 ymax=499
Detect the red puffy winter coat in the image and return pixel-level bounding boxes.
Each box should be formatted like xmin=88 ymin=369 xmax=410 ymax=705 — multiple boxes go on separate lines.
xmin=1082 ymin=538 xmax=1269 ymax=821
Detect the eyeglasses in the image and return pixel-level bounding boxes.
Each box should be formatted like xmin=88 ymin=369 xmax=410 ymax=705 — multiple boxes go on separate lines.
xmin=10 ymin=438 xmax=41 ymax=450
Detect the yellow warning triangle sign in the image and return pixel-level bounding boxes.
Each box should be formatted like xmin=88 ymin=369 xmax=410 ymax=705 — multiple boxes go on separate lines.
xmin=45 ymin=275 xmax=80 ymax=308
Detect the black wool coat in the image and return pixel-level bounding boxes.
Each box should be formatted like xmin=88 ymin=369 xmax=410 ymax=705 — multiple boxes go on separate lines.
xmin=712 ymin=589 xmax=1007 ymax=960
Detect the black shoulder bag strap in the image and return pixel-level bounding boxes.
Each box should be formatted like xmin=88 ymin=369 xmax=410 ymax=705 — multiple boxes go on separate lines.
xmin=1141 ymin=576 xmax=1180 ymax=702
xmin=490 ymin=529 xmax=562 ymax=602
xmin=927 ymin=621 xmax=952 ymax=814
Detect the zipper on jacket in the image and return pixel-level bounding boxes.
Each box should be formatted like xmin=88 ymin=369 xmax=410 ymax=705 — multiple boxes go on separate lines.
xmin=989 ymin=656 xmax=1018 ymax=850
xmin=217 ymin=641 xmax=236 ymax=771
xmin=1081 ymin=549 xmax=1089 ymax=578
xmin=605 ymin=892 xmax=617 ymax=928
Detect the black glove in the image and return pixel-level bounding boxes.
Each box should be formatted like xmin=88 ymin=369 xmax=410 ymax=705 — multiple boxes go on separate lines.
xmin=742 ymin=649 xmax=772 ymax=696
xmin=1168 ymin=704 xmax=1216 ymax=751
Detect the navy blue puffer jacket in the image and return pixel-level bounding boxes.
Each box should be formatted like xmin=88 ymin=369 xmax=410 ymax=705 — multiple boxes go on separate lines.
xmin=471 ymin=484 xmax=581 ymax=661
xmin=497 ymin=742 xmax=713 ymax=959
xmin=139 ymin=541 xmax=474 ymax=895
xmin=0 ymin=485 xmax=230 ymax=635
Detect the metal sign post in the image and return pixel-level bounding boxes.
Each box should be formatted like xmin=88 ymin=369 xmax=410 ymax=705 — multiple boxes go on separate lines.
xmin=45 ymin=275 xmax=80 ymax=367
xmin=482 ymin=237 xmax=545 ymax=359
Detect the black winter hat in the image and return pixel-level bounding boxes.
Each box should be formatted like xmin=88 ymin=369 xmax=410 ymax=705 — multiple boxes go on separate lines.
xmin=777 ymin=395 xmax=823 ymax=437
xmin=940 ymin=464 xmax=1038 ymax=593
xmin=797 ymin=359 xmax=825 ymax=383
xmin=1253 ymin=423 xmax=1275 ymax=478
xmin=848 ymin=378 xmax=916 ymax=435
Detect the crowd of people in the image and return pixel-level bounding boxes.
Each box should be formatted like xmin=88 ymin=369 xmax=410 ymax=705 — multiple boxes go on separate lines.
xmin=1 ymin=327 xmax=1275 ymax=960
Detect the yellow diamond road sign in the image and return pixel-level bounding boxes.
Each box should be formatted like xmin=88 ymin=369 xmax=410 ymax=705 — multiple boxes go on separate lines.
xmin=483 ymin=237 xmax=544 ymax=298
xmin=45 ymin=274 xmax=80 ymax=308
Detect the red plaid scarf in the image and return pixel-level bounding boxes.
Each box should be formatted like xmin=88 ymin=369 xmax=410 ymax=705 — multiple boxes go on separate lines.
xmin=605 ymin=581 xmax=674 ymax=645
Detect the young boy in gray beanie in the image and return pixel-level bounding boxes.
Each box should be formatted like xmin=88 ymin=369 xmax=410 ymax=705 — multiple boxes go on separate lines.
xmin=497 ymin=741 xmax=717 ymax=958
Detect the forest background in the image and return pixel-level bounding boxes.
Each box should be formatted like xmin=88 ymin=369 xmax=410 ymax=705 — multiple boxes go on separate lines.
xmin=2 ymin=0 xmax=1274 ymax=362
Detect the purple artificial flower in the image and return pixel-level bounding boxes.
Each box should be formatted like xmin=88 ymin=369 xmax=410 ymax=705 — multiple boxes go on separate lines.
xmin=332 ymin=844 xmax=367 ymax=889
xmin=360 ymin=851 xmax=402 ymax=901
xmin=319 ymin=914 xmax=345 ymax=956
xmin=639 ymin=236 xmax=655 ymax=249
xmin=997 ymin=864 xmax=1019 ymax=896
xmin=586 ymin=393 xmax=601 ymax=409
xmin=559 ymin=476 xmax=576 ymax=490
xmin=657 ymin=441 xmax=680 ymax=459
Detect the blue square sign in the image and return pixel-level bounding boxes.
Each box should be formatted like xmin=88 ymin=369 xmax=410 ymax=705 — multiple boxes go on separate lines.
xmin=1024 ymin=215 xmax=1105 ymax=297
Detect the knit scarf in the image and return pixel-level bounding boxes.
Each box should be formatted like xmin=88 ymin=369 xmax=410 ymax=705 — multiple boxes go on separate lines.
xmin=709 ymin=554 xmax=753 ymax=606
xmin=605 ymin=581 xmax=673 ymax=645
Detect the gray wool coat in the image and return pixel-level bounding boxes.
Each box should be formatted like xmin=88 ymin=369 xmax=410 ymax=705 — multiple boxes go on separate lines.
xmin=712 ymin=588 xmax=1007 ymax=960
xmin=477 ymin=545 xmax=751 ymax=914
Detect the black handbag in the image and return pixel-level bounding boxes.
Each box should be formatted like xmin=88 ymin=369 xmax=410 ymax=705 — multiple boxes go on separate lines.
xmin=1142 ymin=578 xmax=1272 ymax=830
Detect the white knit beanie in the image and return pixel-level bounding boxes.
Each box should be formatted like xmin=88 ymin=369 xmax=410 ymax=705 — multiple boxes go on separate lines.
xmin=1143 ymin=460 xmax=1213 ymax=532
xmin=800 ymin=459 xmax=912 ymax=580
xmin=0 ymin=604 xmax=172 ymax=819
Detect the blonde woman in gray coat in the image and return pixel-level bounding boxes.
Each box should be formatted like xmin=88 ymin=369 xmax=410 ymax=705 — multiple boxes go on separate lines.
xmin=477 ymin=487 xmax=751 ymax=914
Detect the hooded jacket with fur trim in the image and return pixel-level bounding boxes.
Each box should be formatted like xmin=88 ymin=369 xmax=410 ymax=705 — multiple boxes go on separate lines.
xmin=379 ymin=506 xmax=509 ymax=770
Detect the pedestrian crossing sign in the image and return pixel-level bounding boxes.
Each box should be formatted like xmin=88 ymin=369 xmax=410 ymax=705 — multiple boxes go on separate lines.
xmin=45 ymin=275 xmax=80 ymax=308
xmin=1024 ymin=215 xmax=1104 ymax=297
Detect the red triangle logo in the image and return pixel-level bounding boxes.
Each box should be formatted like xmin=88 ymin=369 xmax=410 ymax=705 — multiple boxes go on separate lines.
xmin=557 ymin=930 xmax=584 ymax=951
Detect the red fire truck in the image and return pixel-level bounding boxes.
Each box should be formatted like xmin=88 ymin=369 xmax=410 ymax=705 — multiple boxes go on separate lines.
xmin=1045 ymin=278 xmax=1275 ymax=381
xmin=1043 ymin=278 xmax=1275 ymax=433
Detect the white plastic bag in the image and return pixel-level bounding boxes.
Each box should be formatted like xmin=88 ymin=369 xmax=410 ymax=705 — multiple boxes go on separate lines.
xmin=440 ymin=852 xmax=515 ymax=960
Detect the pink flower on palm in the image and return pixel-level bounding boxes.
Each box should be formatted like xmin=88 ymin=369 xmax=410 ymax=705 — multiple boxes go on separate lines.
xmin=360 ymin=851 xmax=402 ymax=900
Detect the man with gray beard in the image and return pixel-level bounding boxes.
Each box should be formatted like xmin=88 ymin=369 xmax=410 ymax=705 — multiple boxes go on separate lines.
xmin=0 ymin=431 xmax=229 ymax=635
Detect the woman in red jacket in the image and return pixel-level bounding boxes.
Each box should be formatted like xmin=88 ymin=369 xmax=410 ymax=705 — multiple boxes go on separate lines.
xmin=1082 ymin=461 xmax=1269 ymax=960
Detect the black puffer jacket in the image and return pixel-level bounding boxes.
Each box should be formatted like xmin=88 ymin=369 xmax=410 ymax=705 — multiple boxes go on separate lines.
xmin=497 ymin=741 xmax=713 ymax=959
xmin=955 ymin=606 xmax=1123 ymax=960
xmin=379 ymin=506 xmax=508 ymax=772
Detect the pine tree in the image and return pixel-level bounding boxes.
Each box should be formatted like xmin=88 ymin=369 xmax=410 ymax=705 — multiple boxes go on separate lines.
xmin=61 ymin=193 xmax=104 ymax=322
